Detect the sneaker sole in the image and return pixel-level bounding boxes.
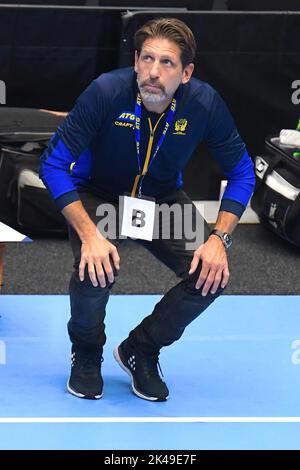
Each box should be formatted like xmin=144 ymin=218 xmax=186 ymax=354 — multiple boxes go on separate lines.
xmin=113 ymin=346 xmax=168 ymax=402
xmin=67 ymin=380 xmax=103 ymax=400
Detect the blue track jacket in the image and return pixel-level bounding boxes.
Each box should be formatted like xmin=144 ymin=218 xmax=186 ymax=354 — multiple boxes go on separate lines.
xmin=40 ymin=67 xmax=255 ymax=218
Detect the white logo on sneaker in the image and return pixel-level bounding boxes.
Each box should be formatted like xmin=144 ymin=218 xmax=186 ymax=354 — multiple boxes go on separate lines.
xmin=128 ymin=355 xmax=136 ymax=371
xmin=71 ymin=352 xmax=75 ymax=367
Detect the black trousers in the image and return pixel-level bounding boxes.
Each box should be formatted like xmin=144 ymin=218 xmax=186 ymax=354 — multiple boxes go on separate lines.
xmin=68 ymin=189 xmax=225 ymax=353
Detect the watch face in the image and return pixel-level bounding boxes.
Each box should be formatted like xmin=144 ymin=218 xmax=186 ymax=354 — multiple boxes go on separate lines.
xmin=224 ymin=233 xmax=232 ymax=248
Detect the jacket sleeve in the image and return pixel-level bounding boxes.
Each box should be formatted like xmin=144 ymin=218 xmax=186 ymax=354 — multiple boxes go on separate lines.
xmin=39 ymin=79 xmax=107 ymax=210
xmin=203 ymin=91 xmax=255 ymax=218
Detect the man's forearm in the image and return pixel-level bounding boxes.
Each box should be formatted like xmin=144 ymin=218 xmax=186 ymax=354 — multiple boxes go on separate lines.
xmin=62 ymin=200 xmax=102 ymax=242
xmin=213 ymin=210 xmax=239 ymax=235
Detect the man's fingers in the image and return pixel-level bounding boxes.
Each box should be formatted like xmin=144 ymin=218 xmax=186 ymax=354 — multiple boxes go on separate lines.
xmin=221 ymin=266 xmax=230 ymax=288
xmin=199 ymin=270 xmax=215 ymax=296
xmin=110 ymin=246 xmax=120 ymax=271
xmin=200 ymin=266 xmax=230 ymax=296
xmin=189 ymin=251 xmax=201 ymax=275
xmin=195 ymin=262 xmax=209 ymax=290
xmin=189 ymin=257 xmax=198 ymax=275
xmin=102 ymin=258 xmax=114 ymax=284
xmin=81 ymin=241 xmax=120 ymax=288
xmin=94 ymin=261 xmax=106 ymax=288
xmin=88 ymin=261 xmax=99 ymax=287
xmin=79 ymin=258 xmax=86 ymax=282
xmin=210 ymin=269 xmax=223 ymax=294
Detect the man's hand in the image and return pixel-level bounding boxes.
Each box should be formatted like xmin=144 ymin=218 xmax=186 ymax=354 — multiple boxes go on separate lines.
xmin=80 ymin=230 xmax=120 ymax=288
xmin=62 ymin=200 xmax=120 ymax=288
xmin=188 ymin=235 xmax=229 ymax=296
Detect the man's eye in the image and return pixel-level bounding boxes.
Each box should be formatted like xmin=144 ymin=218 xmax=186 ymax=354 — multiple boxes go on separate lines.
xmin=163 ymin=60 xmax=173 ymax=66
xmin=143 ymin=55 xmax=152 ymax=61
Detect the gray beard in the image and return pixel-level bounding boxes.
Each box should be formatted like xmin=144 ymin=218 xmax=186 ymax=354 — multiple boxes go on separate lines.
xmin=137 ymin=77 xmax=168 ymax=104
xmin=139 ymin=87 xmax=167 ymax=104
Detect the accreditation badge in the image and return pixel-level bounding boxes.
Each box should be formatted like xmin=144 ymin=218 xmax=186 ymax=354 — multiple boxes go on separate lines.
xmin=120 ymin=194 xmax=156 ymax=241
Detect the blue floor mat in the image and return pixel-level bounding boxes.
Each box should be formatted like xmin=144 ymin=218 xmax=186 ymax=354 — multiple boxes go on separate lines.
xmin=0 ymin=294 xmax=299 ymax=449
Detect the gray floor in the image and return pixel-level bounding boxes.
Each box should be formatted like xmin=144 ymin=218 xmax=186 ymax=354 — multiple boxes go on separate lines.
xmin=2 ymin=223 xmax=300 ymax=295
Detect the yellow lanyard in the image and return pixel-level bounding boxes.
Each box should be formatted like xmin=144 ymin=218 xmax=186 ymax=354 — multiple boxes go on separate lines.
xmin=131 ymin=113 xmax=165 ymax=197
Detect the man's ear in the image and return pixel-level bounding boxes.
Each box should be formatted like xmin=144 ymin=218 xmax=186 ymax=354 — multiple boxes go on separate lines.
xmin=181 ymin=63 xmax=194 ymax=85
xmin=134 ymin=50 xmax=139 ymax=73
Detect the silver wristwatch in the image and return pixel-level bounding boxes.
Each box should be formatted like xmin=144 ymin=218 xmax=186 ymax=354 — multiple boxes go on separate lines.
xmin=210 ymin=229 xmax=232 ymax=249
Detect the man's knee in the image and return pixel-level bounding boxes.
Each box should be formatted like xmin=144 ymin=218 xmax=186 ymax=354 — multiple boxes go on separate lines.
xmin=71 ymin=265 xmax=115 ymax=291
xmin=183 ymin=264 xmax=227 ymax=298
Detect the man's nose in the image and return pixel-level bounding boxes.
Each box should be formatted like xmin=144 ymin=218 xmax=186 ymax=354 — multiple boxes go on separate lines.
xmin=149 ymin=60 xmax=160 ymax=79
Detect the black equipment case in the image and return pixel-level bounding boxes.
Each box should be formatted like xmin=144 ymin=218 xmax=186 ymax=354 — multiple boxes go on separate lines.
xmin=0 ymin=107 xmax=67 ymax=237
xmin=251 ymin=136 xmax=300 ymax=247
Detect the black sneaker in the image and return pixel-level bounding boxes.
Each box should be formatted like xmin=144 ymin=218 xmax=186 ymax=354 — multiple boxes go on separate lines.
xmin=113 ymin=339 xmax=169 ymax=402
xmin=67 ymin=345 xmax=103 ymax=399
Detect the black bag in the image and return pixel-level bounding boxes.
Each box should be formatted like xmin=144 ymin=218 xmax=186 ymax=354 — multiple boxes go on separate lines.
xmin=0 ymin=107 xmax=67 ymax=237
xmin=251 ymin=136 xmax=300 ymax=246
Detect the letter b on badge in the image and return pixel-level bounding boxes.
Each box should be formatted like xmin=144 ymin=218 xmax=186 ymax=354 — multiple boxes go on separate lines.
xmin=132 ymin=209 xmax=146 ymax=227
xmin=121 ymin=195 xmax=155 ymax=241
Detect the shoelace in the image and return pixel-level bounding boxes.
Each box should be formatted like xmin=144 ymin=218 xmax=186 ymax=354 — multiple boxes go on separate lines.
xmin=139 ymin=354 xmax=164 ymax=379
